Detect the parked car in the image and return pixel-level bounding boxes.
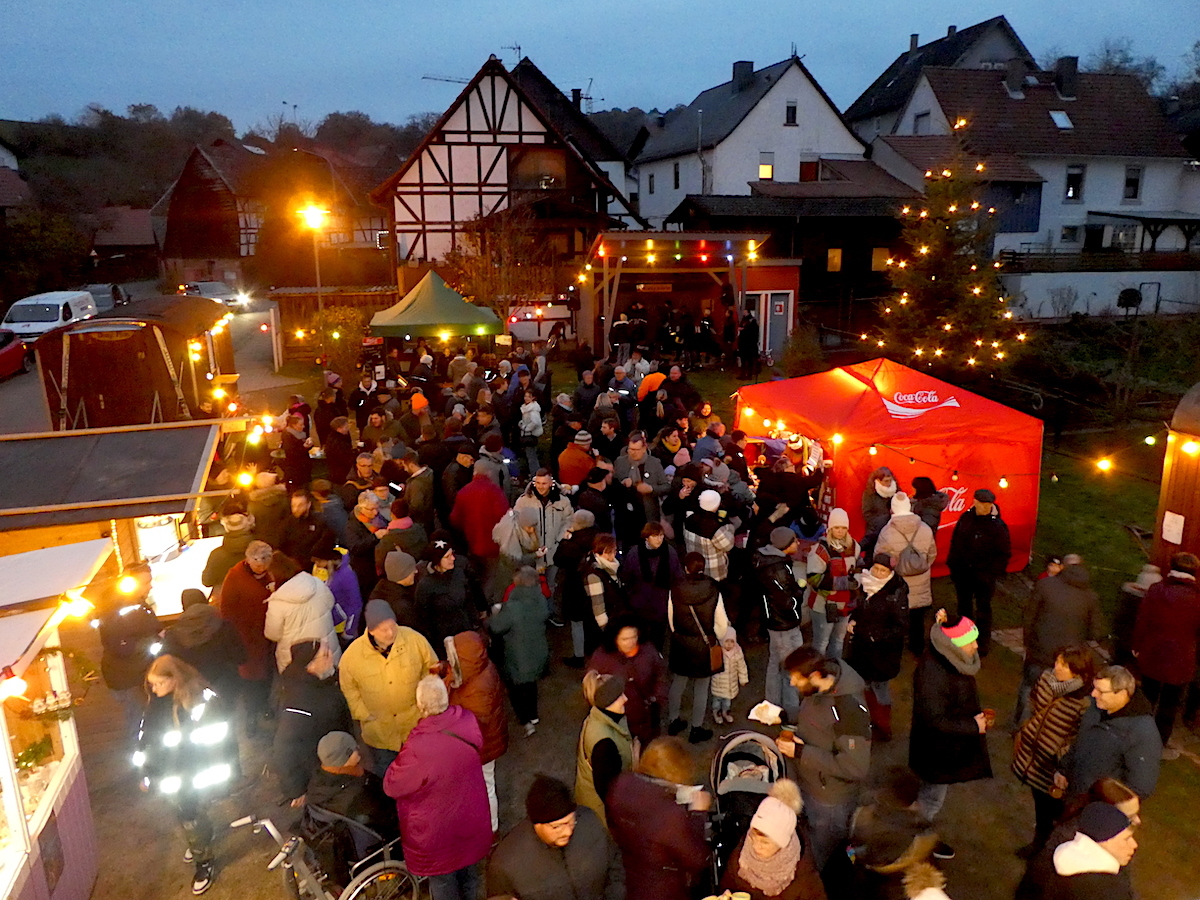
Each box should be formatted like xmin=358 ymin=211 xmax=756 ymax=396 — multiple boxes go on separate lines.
xmin=177 ymin=281 xmax=253 ymax=309
xmin=80 ymin=283 xmax=132 ymax=312
xmin=1 ymin=291 xmax=98 ymax=339
xmin=0 ymin=330 xmax=32 ymax=378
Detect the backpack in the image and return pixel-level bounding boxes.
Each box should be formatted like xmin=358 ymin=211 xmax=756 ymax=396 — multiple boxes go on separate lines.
xmin=895 ymin=527 xmax=931 ymax=577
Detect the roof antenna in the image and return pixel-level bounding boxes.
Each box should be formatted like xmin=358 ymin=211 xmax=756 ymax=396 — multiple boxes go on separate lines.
xmin=791 ymin=42 xmax=797 ymax=57
xmin=502 ymin=42 xmax=522 ymax=64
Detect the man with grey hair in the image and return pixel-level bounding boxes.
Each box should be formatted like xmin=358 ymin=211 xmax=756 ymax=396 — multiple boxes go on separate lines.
xmin=384 ymin=674 xmax=492 ymax=899
xmin=1059 ymin=664 xmax=1162 ymax=799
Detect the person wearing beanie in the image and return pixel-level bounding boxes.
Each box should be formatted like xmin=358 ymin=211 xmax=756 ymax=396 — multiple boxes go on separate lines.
xmin=554 ymin=509 xmax=600 ymax=666
xmin=909 ymin=609 xmax=992 ymax=858
xmin=1131 ymin=550 xmax=1200 ymax=752
xmin=368 ymin=551 xmax=421 ymax=630
xmin=756 ymin=522 xmax=808 ymax=720
xmin=305 ymin=727 xmax=401 ymax=847
xmin=683 ymin=488 xmax=737 ymax=582
xmin=846 ymin=553 xmax=909 ymax=742
xmin=946 ymin=487 xmax=1011 ymax=655
xmin=876 ymin=492 xmax=938 ymax=656
xmin=708 ymin=624 xmax=749 ymax=725
xmin=575 ymin=465 xmax=616 ymax=535
xmin=486 ymin=774 xmax=621 ymax=900
xmin=720 ymin=779 xmax=825 ymax=900
xmin=557 ymin=429 xmax=596 ymax=487
xmin=161 ymin=590 xmax=245 ymax=705
xmin=338 ymin=597 xmax=438 ymax=777
xmin=806 ymin=507 xmax=862 ymax=661
xmin=846 ymin=765 xmax=944 ymax=900
xmin=491 ymin=503 xmax=545 ymax=602
xmin=1039 ymin=803 xmax=1137 ymax=900
xmin=575 ymin=670 xmax=634 ymax=828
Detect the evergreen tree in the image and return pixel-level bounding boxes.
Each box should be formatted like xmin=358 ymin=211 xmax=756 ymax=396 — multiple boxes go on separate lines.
xmin=870 ymin=142 xmax=1025 ymax=368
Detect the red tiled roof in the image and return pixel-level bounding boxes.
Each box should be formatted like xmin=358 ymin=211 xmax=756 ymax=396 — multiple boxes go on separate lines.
xmin=922 ymin=68 xmax=1191 ymax=158
xmin=881 ymin=135 xmax=1044 ymax=182
xmin=94 ymin=206 xmax=155 ymax=246
xmin=0 ymin=167 xmax=31 ymax=207
xmin=753 ymin=159 xmax=921 ymax=199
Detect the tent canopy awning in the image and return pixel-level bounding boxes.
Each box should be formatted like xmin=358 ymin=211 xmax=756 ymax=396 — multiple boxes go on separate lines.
xmin=0 ymin=539 xmax=113 ymax=609
xmin=369 ymin=272 xmax=502 ymax=338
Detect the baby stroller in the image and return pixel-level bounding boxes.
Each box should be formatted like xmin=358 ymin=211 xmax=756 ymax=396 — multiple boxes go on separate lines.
xmin=709 ymin=729 xmax=790 ymax=882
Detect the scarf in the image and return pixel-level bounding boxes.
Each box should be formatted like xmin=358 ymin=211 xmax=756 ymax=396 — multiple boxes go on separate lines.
xmin=737 ymin=831 xmax=801 ymax=897
xmin=857 ymin=569 xmax=893 ymax=597
xmin=638 ymin=542 xmax=674 ymax=589
xmin=874 ymin=479 xmax=898 ymax=499
xmin=1168 ymin=570 xmax=1196 ymax=581
xmin=1048 ymin=675 xmax=1084 ymax=698
xmin=930 ymin=621 xmax=981 ymax=676
xmin=595 ymin=554 xmax=620 ymax=577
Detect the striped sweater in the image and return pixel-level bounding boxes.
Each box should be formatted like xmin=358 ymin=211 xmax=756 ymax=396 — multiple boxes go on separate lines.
xmin=1011 ymin=670 xmax=1090 ymax=794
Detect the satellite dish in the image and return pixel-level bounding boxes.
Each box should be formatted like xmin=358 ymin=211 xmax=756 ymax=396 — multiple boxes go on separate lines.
xmin=1117 ymin=288 xmax=1142 ymax=309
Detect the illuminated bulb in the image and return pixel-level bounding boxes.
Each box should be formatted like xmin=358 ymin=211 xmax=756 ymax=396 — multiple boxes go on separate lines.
xmin=996 ymin=351 xmax=1006 ymax=359
xmin=1003 ymin=311 xmax=1013 ymax=319
xmin=675 ymin=254 xmax=683 ymax=261
xmin=831 ymin=433 xmax=844 ymax=445
xmin=952 ymin=470 xmax=960 ymax=481
xmin=439 ymin=331 xmax=451 ymax=342
xmin=971 ymin=265 xmax=978 ymax=271
xmin=246 ymin=431 xmax=261 ymax=445
xmin=577 ymin=274 xmax=586 ymax=283
xmin=1096 ymin=458 xmax=1113 ymax=472
xmin=955 ymin=118 xmax=968 ymax=129
xmin=948 ymin=205 xmax=957 ymax=212
xmin=118 ymin=575 xmax=139 ymax=594
xmin=726 ymin=255 xmax=734 ymax=262
xmin=1017 ymin=333 xmax=1027 ymax=341
xmin=743 ymin=408 xmax=755 ymax=418
xmin=941 ymin=169 xmax=952 ymax=177
xmin=188 ymin=341 xmax=202 ymax=351
xmin=909 ymin=457 xmax=916 ymax=465
xmin=972 ymin=287 xmax=982 ymax=295
xmin=975 ymin=163 xmax=985 ymax=172
xmin=885 ymin=307 xmax=892 ymax=314
xmin=236 ymin=471 xmax=254 ymax=487
xmin=585 ymin=264 xmax=592 ymax=271
xmin=876 ymin=340 xmax=885 ymax=347
xmin=748 ymin=252 xmax=757 ymax=261
xmin=645 ymin=239 xmax=654 ymax=249
xmin=331 ymin=331 xmax=341 ymax=340
xmin=699 ymin=254 xmax=709 ymax=262
xmin=899 ymin=298 xmax=907 ymax=305
xmin=859 ymin=334 xmax=868 ymax=341
xmin=621 ymin=256 xmax=628 ymax=262
xmin=971 ymin=202 xmax=980 ymax=210
xmin=1144 ymin=435 xmax=1157 ymax=446
xmin=64 ymin=590 xmax=94 ymax=618
xmin=943 ymin=323 xmax=953 ymax=331
xmin=761 ymin=419 xmax=772 ymax=429
xmin=934 ymin=348 xmax=944 ymax=357
xmin=647 ymin=254 xmax=656 ymax=263
xmin=190 ymin=353 xmax=202 ymax=362
xmin=999 ymin=476 xmax=1009 ymax=488
xmin=975 ymin=339 xmax=984 ymax=347
xmin=967 ymin=357 xmax=976 ymax=366
xmin=259 ymin=323 xmax=269 ymax=333
xmin=1050 ymin=471 xmax=1059 ymax=483
xmin=0 ymin=670 xmax=27 ymax=700
xmin=1182 ymin=441 xmax=1199 ymax=455
xmin=598 ymin=247 xmax=606 ymax=257
xmin=868 ymin=444 xmax=878 ymax=455
xmin=212 ymin=387 xmax=227 ymax=399
xmin=227 ymin=401 xmax=239 ymax=413
xmin=991 ymin=341 xmax=1000 ymax=348
xmin=918 ymin=246 xmax=929 ymax=255
xmin=901 ymin=207 xmax=910 ymax=215
xmin=914 ymin=348 xmax=923 ymax=356
xmin=918 ymin=211 xmax=928 ymax=218
xmin=886 ymin=258 xmax=894 ymax=266
xmin=994 ymin=261 xmax=1002 ymax=268
xmin=295 ymin=330 xmax=306 ymax=339
xmin=898 ymin=261 xmax=907 ymax=268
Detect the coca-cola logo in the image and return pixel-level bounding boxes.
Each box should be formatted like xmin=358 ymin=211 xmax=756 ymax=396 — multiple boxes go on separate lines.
xmin=881 ymin=388 xmax=961 ymax=419
xmin=894 ymin=390 xmax=939 ymax=404
xmin=942 ymin=486 xmax=970 ymax=513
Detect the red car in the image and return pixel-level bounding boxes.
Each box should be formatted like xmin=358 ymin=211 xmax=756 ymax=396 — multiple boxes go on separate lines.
xmin=0 ymin=329 xmax=32 ymax=378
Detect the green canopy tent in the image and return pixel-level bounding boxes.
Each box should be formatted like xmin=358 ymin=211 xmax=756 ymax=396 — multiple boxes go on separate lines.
xmin=369 ymin=271 xmax=502 ymax=338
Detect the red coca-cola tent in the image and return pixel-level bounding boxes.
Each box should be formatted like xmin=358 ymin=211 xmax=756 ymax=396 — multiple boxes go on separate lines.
xmin=735 ymin=358 xmax=1043 ymax=576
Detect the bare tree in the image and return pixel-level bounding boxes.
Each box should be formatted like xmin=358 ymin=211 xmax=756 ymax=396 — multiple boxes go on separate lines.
xmin=1083 ymin=37 xmax=1165 ymax=94
xmin=441 ymin=206 xmax=555 ymax=320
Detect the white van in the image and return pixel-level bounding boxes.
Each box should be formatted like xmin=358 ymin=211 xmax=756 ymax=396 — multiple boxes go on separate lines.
xmin=1 ymin=291 xmax=98 ymax=339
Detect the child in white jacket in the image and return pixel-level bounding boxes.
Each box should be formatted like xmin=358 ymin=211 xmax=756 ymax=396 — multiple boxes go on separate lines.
xmin=709 ymin=625 xmax=749 ymax=724
xmin=518 ymin=389 xmax=543 ymax=477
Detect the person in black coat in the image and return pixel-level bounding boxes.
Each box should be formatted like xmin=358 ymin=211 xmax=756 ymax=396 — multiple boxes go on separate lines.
xmin=946 ymin=488 xmax=1011 ymax=655
xmin=323 ymin=417 xmax=356 ymax=486
xmin=280 ymin=415 xmax=315 ymax=490
xmin=162 ymin=590 xmax=245 ymax=704
xmin=312 ymin=385 xmax=347 ymax=446
xmin=736 ymin=313 xmax=760 ymax=380
xmin=909 ymin=609 xmax=993 ymax=847
xmin=846 ymin=554 xmax=909 ymax=741
xmin=278 ymin=488 xmax=335 ymax=569
xmin=271 ymin=641 xmax=353 ymax=804
xmin=554 ymin=511 xmax=599 ymax=667
xmin=666 ymin=552 xmax=729 ymax=744
xmin=97 ymin=566 xmax=161 ymax=738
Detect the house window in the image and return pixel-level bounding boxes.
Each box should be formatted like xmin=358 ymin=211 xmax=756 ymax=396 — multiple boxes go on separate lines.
xmin=799 ymin=160 xmax=819 ymax=182
xmin=759 ymin=152 xmax=774 ymax=181
xmin=673 ymin=161 xmax=680 ymax=190
xmin=827 ymin=248 xmax=843 ymax=272
xmin=648 ymin=173 xmax=655 ymax=194
xmin=1064 ymin=165 xmax=1086 ymax=202
xmin=785 ymin=102 xmax=798 ymax=126
xmin=871 ymin=248 xmax=891 ymax=271
xmin=1061 ymin=226 xmax=1081 ymax=243
xmin=1111 ymin=224 xmax=1138 ymax=250
xmin=1123 ymin=166 xmax=1143 ymax=201
xmin=913 ymin=112 xmax=930 ymax=135
xmin=1049 ymin=110 xmax=1073 ymax=129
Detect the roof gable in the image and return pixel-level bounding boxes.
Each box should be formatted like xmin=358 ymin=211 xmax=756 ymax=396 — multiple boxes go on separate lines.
xmin=510 ymin=58 xmax=625 ymax=162
xmin=845 ymin=16 xmax=1033 ymax=123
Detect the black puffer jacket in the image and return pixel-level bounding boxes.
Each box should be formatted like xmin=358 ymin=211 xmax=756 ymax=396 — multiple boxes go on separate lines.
xmin=947 ymin=506 xmax=1011 ymax=579
xmin=271 ymin=643 xmax=353 ymax=801
xmin=162 ymin=604 xmax=245 ymax=701
xmin=909 ymin=630 xmax=992 ymax=785
xmin=669 ymin=573 xmax=722 ymax=678
xmin=845 ymin=574 xmax=909 ymax=683
xmin=754 ymin=544 xmax=805 ymax=632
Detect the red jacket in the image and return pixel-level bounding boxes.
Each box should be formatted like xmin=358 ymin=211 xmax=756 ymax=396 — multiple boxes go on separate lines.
xmin=608 ymin=771 xmax=709 ymax=900
xmin=218 ymin=560 xmax=274 ymax=681
xmin=558 ymin=444 xmax=596 ymax=487
xmin=1133 ymin=573 xmax=1200 ymax=684
xmin=449 ymin=474 xmax=510 ymax=558
xmin=447 ymin=632 xmax=509 ymax=764
xmin=383 ymin=705 xmax=492 ymax=877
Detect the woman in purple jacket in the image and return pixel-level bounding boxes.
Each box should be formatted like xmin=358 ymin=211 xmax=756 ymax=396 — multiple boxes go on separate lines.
xmin=383 ymin=676 xmax=492 ymax=900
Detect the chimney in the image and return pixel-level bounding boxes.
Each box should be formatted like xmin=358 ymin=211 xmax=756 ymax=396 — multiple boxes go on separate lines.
xmin=571 ymin=88 xmax=582 ymax=110
xmin=908 ymin=34 xmax=919 ymax=61
xmin=947 ymin=25 xmax=957 ymax=38
xmin=1054 ymin=56 xmax=1078 ymax=99
xmin=732 ymin=61 xmax=754 ymax=92
xmin=1004 ymin=57 xmax=1027 ymax=96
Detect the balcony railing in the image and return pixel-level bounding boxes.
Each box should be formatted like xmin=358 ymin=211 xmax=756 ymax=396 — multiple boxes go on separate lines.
xmin=998 ymin=249 xmax=1200 ymax=273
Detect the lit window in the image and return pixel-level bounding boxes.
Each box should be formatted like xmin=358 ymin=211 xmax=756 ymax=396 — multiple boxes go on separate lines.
xmin=1123 ymin=166 xmax=1143 ymax=201
xmin=647 ymin=173 xmax=655 ymax=195
xmin=871 ymin=248 xmax=891 ymax=271
xmin=1049 ymin=110 xmax=1073 ymax=129
xmin=759 ymin=152 xmax=774 ymax=181
xmin=827 ymin=248 xmax=843 ymax=272
xmin=673 ymin=161 xmax=680 ymax=190
xmin=1064 ymin=165 xmax=1086 ymax=202
xmin=785 ymin=102 xmax=798 ymax=126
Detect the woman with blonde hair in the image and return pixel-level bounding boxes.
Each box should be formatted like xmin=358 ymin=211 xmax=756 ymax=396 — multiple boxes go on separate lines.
xmin=134 ymin=655 xmax=236 ymax=895
xmin=574 ymin=670 xmax=634 ymax=828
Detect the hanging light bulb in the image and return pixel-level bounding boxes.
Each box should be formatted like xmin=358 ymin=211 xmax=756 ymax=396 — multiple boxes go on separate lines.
xmin=1183 ymin=441 xmax=1200 ymax=455
xmin=118 ymin=574 xmax=139 ymax=594
xmin=998 ymin=476 xmax=1009 ymax=489
xmin=908 ymin=457 xmax=916 ymax=465
xmin=1096 ymin=458 xmax=1113 ymax=472
xmin=951 ymin=470 xmax=959 ymax=481
xmin=831 ymin=433 xmax=844 ymax=445
xmin=934 ymin=348 xmax=944 ymax=357
xmin=868 ymin=444 xmax=878 ymax=456
xmin=761 ymin=419 xmax=772 ymax=429
xmin=0 ymin=668 xmax=27 ymax=699
xmin=1144 ymin=435 xmax=1157 ymax=446
xmin=1050 ymin=472 xmax=1059 ymax=483
xmin=743 ymin=408 xmax=755 ymax=419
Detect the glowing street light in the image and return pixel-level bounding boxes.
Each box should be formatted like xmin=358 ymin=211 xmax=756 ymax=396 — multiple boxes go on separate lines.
xmin=297 ymin=204 xmax=331 ymax=363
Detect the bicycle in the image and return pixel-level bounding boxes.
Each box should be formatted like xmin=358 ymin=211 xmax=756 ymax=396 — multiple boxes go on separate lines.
xmin=231 ymin=814 xmax=420 ymax=899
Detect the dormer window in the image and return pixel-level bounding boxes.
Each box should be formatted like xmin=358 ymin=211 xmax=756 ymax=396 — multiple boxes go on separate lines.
xmin=1049 ymin=110 xmax=1073 ymax=130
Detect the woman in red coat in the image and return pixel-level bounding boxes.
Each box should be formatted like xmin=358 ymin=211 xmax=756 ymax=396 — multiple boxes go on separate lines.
xmin=445 ymin=631 xmax=509 ymax=833
xmin=217 ymin=540 xmax=275 ymax=733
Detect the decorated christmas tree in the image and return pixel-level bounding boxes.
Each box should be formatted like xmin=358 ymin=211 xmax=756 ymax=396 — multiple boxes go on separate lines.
xmin=869 ymin=135 xmax=1026 ymax=367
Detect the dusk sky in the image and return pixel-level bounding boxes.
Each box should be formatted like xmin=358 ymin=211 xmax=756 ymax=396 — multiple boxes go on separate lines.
xmin=1 ymin=1 xmax=1193 ymax=132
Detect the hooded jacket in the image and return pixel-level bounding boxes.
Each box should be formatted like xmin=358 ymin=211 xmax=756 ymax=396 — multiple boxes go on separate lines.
xmin=488 ymin=584 xmax=550 ymax=684
xmin=162 ymin=604 xmax=245 ymax=699
xmin=447 ymin=632 xmax=509 ymax=764
xmin=790 ymin=660 xmax=872 ymax=805
xmin=1062 ymin=691 xmax=1161 ymax=798
xmin=201 ymin=527 xmax=256 ymax=590
xmin=339 ymin=627 xmax=439 ymax=751
xmin=249 ymin=483 xmax=290 ymax=548
xmin=909 ymin=626 xmax=992 ymax=785
xmin=1131 ymin=571 xmax=1200 ymax=684
xmin=264 ymin=572 xmax=342 ymax=673
xmin=271 ymin=644 xmax=353 ymax=800
xmin=1023 ymin=566 xmax=1104 ymax=669
xmin=911 ymin=490 xmax=949 ymax=532
xmin=1044 ymin=832 xmax=1133 ymax=900
xmin=755 ymin=544 xmax=806 ymax=631
xmin=876 ymin=513 xmax=938 ymax=609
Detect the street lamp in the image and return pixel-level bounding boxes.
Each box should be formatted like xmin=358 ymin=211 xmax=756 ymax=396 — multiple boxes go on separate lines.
xmin=297 ymin=204 xmax=330 ymax=363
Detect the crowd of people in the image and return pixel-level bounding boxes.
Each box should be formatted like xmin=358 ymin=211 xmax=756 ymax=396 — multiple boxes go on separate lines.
xmin=95 ymin=339 xmax=1200 ymax=900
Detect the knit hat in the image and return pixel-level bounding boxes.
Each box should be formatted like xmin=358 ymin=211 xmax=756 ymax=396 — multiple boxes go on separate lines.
xmin=525 ymin=775 xmax=576 ymax=825
xmin=517 ymin=506 xmax=540 ymax=528
xmin=770 ymin=526 xmax=797 ymax=550
xmin=419 ymin=354 xmax=433 ymax=366
xmin=973 ymin=488 xmax=996 ymax=503
xmin=317 ymin=731 xmax=358 ymax=768
xmin=180 ymin=589 xmax=208 ymax=609
xmin=750 ymin=779 xmax=802 ymax=849
xmin=585 ymin=466 xmax=609 ymax=485
xmin=384 ymin=550 xmax=416 ymax=583
xmin=1078 ymin=802 xmax=1131 ymax=843
xmin=593 ymin=673 xmax=626 ymax=710
xmin=828 ymin=508 xmax=849 ymax=529
xmin=364 ymin=599 xmax=396 ymax=631
xmin=411 ymin=393 xmax=429 ymax=414
xmin=942 ymin=615 xmax=979 ymax=647
xmin=571 ymin=509 xmax=596 ymax=530
xmin=574 ymin=431 xmax=593 ymax=445
xmin=890 ymin=492 xmax=912 ymax=516
xmin=325 ymin=370 xmax=342 ymax=387
xmin=245 ymin=540 xmax=273 ymax=562
xmin=456 ymin=441 xmax=478 ymax=460
xmin=872 ymin=552 xmax=894 ymax=569
xmin=699 ymin=489 xmax=721 ymax=512
xmin=423 ymin=535 xmax=454 ymax=565
xmin=288 ymin=640 xmax=320 ymax=670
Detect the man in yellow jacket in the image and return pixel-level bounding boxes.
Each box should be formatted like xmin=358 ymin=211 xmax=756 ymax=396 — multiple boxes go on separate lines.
xmin=339 ymin=599 xmax=438 ymax=776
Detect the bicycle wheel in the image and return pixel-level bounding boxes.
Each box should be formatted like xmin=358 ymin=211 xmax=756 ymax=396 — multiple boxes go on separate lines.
xmin=339 ymin=859 xmax=417 ymax=900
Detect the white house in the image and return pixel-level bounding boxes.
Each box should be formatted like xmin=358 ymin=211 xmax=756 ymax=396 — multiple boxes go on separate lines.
xmin=631 ymin=58 xmax=866 ymax=228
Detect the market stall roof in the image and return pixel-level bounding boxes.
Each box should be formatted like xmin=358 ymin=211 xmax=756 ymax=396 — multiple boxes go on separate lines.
xmin=0 ymin=421 xmax=222 ymax=531
xmin=0 ymin=539 xmax=112 ymax=609
xmin=369 ymin=272 xmax=502 ymax=338
xmin=0 ymin=610 xmax=57 ymax=675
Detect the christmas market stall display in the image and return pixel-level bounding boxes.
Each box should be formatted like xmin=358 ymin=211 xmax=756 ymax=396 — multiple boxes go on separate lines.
xmin=735 ymin=357 xmax=1043 ymax=576
xmin=0 ymin=540 xmax=114 ymax=900
xmin=369 ymin=270 xmax=503 ymax=353
xmin=0 ymin=420 xmax=237 ymax=618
